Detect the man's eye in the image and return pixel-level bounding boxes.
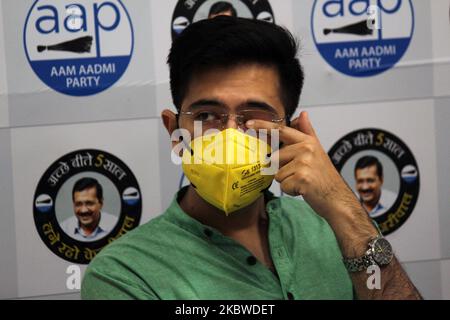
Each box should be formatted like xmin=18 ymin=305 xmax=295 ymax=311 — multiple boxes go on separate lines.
xmin=195 ymin=112 xmax=218 ymax=121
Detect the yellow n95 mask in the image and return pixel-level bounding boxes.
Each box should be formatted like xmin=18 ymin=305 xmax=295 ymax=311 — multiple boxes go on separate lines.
xmin=181 ymin=128 xmax=275 ymax=215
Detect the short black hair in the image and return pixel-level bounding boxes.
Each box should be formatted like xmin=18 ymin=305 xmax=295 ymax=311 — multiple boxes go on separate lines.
xmin=167 ymin=16 xmax=304 ymax=120
xmin=354 ymin=156 xmax=383 ymax=178
xmin=72 ymin=177 xmax=103 ymax=203
xmin=208 ymin=2 xmax=237 ymax=18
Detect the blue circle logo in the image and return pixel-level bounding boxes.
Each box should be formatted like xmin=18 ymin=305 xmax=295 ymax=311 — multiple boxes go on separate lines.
xmin=24 ymin=0 xmax=134 ymax=96
xmin=311 ymin=0 xmax=414 ymax=77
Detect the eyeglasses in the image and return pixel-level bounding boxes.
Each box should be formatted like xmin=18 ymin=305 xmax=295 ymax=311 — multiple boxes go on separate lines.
xmin=179 ymin=108 xmax=285 ymax=130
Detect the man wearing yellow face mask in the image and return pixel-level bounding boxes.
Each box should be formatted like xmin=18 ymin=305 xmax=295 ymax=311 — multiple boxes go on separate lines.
xmin=82 ymin=17 xmax=421 ymax=300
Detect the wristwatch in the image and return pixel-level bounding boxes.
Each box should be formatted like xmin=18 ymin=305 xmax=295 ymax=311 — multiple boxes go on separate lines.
xmin=343 ymin=236 xmax=394 ymax=273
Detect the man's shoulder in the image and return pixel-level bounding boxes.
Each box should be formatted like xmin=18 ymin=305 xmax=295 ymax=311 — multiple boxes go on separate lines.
xmin=81 ymin=215 xmax=169 ymax=299
xmin=82 ymin=213 xmax=173 ymax=295
xmin=96 ymin=213 xmax=170 ymax=253
xmin=81 ymin=207 xmax=211 ymax=299
xmin=87 ymin=209 xmax=190 ymax=268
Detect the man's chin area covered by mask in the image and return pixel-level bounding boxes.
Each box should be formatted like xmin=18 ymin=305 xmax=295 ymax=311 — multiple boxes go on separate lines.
xmin=176 ymin=128 xmax=275 ymax=216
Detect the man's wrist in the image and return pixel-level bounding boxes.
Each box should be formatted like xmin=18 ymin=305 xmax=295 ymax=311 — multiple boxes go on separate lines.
xmin=324 ymin=199 xmax=379 ymax=258
xmin=344 ymin=236 xmax=394 ymax=273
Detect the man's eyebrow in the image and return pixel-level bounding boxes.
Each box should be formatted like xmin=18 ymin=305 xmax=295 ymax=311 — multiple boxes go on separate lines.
xmin=187 ymin=99 xmax=280 ymax=115
xmin=188 ymin=99 xmax=226 ymax=110
xmin=239 ymin=100 xmax=279 ymax=115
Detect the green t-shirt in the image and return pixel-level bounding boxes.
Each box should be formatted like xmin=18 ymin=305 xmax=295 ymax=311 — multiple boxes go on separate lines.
xmin=81 ymin=187 xmax=353 ymax=300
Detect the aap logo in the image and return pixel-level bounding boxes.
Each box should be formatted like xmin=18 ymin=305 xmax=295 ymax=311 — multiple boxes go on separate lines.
xmin=23 ymin=0 xmax=134 ymax=96
xmin=311 ymin=0 xmax=414 ymax=77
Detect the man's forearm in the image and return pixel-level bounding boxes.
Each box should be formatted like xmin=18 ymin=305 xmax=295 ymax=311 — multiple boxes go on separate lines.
xmin=325 ymin=191 xmax=422 ymax=300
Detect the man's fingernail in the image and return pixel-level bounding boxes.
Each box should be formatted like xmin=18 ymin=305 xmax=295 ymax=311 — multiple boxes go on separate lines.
xmin=246 ymin=120 xmax=254 ymax=127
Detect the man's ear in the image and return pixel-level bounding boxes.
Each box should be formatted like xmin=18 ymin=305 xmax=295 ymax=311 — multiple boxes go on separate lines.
xmin=161 ymin=109 xmax=180 ymax=149
xmin=162 ymin=109 xmax=178 ymax=132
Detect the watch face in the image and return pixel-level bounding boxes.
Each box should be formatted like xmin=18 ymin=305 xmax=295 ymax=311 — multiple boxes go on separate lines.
xmin=372 ymin=238 xmax=394 ymax=265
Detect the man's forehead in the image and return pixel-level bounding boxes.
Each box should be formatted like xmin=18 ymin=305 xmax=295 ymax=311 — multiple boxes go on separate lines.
xmin=356 ymin=165 xmax=380 ymax=176
xmin=183 ymin=64 xmax=284 ymax=112
xmin=74 ymin=187 xmax=97 ymax=197
xmin=188 ymin=63 xmax=279 ymax=82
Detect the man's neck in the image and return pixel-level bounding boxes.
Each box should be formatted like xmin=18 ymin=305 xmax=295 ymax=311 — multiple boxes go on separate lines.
xmin=178 ymin=185 xmax=267 ymax=237
xmin=79 ymin=217 xmax=100 ymax=236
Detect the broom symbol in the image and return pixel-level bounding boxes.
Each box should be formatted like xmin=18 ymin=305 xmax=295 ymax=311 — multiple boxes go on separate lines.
xmin=323 ymin=19 xmax=374 ymax=36
xmin=37 ymin=36 xmax=93 ymax=53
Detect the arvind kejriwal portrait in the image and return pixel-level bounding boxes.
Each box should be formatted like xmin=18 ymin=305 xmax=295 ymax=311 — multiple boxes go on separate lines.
xmin=59 ymin=177 xmax=118 ymax=242
xmin=354 ymin=155 xmax=397 ymax=218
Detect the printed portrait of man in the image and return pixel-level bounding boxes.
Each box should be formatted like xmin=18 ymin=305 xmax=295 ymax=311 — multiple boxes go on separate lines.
xmin=354 ymin=155 xmax=397 ymax=218
xmin=60 ymin=177 xmax=117 ymax=242
xmin=208 ymin=1 xmax=237 ymax=19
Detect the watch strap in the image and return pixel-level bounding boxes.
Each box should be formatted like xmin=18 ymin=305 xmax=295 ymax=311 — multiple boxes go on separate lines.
xmin=343 ymin=251 xmax=376 ymax=273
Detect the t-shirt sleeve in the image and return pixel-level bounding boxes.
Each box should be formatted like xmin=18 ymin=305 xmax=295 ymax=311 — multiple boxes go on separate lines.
xmin=81 ymin=254 xmax=159 ymax=300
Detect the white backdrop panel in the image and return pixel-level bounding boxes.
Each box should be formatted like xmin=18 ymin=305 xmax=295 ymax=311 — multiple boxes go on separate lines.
xmin=11 ymin=118 xmax=161 ymax=298
xmin=0 ymin=129 xmax=18 ymax=299
xmin=3 ymin=0 xmax=157 ymax=127
xmin=293 ymin=0 xmax=434 ymax=106
xmin=0 ymin=0 xmax=9 ymax=128
xmin=441 ymin=259 xmax=450 ymax=299
xmin=432 ymin=0 xmax=450 ymax=97
xmin=303 ymin=99 xmax=440 ymax=263
xmin=435 ymin=98 xmax=450 ymax=260
xmin=402 ymin=259 xmax=442 ymax=299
